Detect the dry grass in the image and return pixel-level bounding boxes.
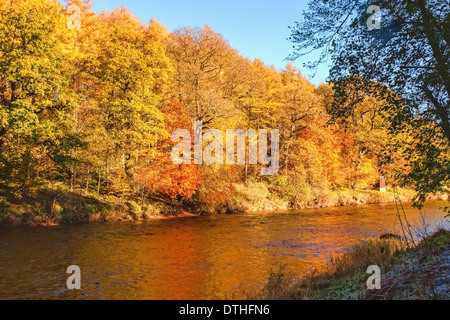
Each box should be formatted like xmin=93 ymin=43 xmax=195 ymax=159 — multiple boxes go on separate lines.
xmin=246 ymin=229 xmax=450 ymax=300
xmin=330 ymin=239 xmax=405 ymax=275
xmin=245 ymin=238 xmax=406 ymax=300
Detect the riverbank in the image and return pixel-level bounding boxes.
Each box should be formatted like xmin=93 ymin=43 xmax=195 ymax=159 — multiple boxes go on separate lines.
xmin=0 ymin=182 xmax=448 ymax=226
xmin=248 ymin=229 xmax=450 ymax=300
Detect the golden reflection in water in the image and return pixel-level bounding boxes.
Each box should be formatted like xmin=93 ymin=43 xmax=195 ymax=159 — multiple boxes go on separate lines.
xmin=0 ymin=201 xmax=448 ymax=300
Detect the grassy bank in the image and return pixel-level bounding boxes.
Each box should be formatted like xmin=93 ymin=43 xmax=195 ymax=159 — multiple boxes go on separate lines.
xmin=196 ymin=181 xmax=448 ymax=214
xmin=0 ymin=183 xmax=177 ymax=226
xmin=248 ymin=229 xmax=450 ymax=300
xmin=212 ymin=182 xmax=421 ymax=213
xmin=0 ymin=180 xmax=448 ymax=226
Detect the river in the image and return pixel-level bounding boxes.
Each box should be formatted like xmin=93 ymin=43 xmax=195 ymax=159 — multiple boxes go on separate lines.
xmin=0 ymin=201 xmax=448 ymax=300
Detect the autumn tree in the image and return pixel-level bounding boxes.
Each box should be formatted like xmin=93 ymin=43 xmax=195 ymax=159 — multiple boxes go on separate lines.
xmin=77 ymin=8 xmax=173 ymax=195
xmin=165 ymin=26 xmax=237 ymax=127
xmin=140 ymin=100 xmax=202 ymax=201
xmin=278 ymin=64 xmax=323 ymax=177
xmin=288 ymin=0 xmax=450 ymax=201
xmin=0 ymin=0 xmax=80 ymax=190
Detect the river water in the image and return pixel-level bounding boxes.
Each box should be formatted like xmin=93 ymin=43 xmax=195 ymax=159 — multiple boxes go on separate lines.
xmin=0 ymin=201 xmax=448 ymax=300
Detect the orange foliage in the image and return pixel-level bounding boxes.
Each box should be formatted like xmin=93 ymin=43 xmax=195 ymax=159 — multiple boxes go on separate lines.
xmin=141 ymin=100 xmax=202 ymax=199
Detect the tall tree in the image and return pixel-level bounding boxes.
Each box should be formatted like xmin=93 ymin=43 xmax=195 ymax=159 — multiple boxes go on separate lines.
xmin=0 ymin=0 xmax=80 ymax=189
xmin=288 ymin=0 xmax=449 ymax=200
xmin=81 ymin=8 xmax=173 ymax=194
xmin=289 ymin=0 xmax=449 ymax=139
xmin=165 ymin=26 xmax=235 ymax=127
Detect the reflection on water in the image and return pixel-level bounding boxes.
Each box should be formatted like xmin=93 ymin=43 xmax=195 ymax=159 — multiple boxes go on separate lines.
xmin=0 ymin=201 xmax=448 ymax=300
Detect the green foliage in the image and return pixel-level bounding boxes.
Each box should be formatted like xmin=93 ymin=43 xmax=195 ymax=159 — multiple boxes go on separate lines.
xmin=125 ymin=200 xmax=142 ymax=217
xmin=421 ymin=229 xmax=450 ymax=249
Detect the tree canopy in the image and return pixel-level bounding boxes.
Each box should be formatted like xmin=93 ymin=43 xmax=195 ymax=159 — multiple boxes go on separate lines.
xmin=0 ymin=0 xmax=447 ymax=218
xmin=288 ymin=0 xmax=450 ymax=204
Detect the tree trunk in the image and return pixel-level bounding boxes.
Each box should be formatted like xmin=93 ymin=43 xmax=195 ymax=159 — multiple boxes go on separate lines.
xmin=97 ymin=169 xmax=101 ymax=195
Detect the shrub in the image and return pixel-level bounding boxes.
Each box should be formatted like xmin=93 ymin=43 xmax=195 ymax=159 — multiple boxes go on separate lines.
xmin=125 ymin=200 xmax=142 ymax=217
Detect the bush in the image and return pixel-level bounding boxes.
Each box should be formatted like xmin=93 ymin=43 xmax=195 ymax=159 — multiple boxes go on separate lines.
xmin=60 ymin=208 xmax=77 ymax=224
xmin=266 ymin=174 xmax=314 ymax=208
xmin=142 ymin=203 xmax=161 ymax=218
xmin=231 ymin=181 xmax=276 ymax=212
xmin=125 ymin=200 xmax=142 ymax=217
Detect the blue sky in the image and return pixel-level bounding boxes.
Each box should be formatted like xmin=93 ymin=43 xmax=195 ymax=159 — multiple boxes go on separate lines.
xmin=90 ymin=0 xmax=330 ymax=86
